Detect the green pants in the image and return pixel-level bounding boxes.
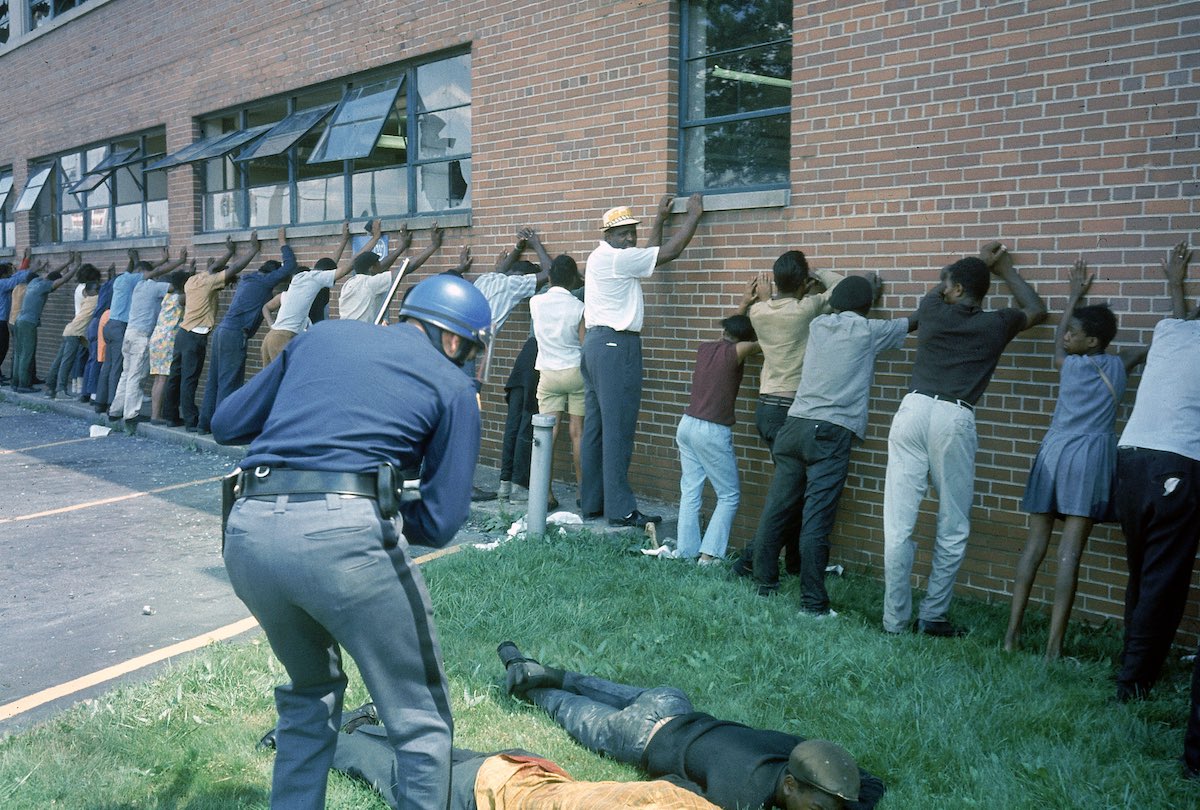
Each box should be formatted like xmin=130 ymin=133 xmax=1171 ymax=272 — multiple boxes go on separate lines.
xmin=11 ymin=320 xmax=38 ymax=388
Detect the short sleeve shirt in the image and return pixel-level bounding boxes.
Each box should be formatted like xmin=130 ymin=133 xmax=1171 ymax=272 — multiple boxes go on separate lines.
xmin=63 ymin=295 xmax=97 ymax=337
xmin=108 ymin=271 xmax=144 ymax=323
xmin=473 ymin=272 xmax=539 ymax=335
xmin=790 ymin=312 xmax=910 ymax=439
xmin=908 ymin=291 xmax=1026 ymax=405
xmin=126 ymin=279 xmax=170 ymax=334
xmin=180 ymin=272 xmax=229 ymax=332
xmin=583 ymin=241 xmax=659 ymax=332
xmin=1119 ymin=318 xmax=1200 ymax=462
xmin=15 ymin=277 xmax=54 ymax=326
xmin=530 ymin=286 xmax=585 ymax=371
xmin=748 ymin=268 xmax=844 ymax=397
xmin=338 ymin=270 xmax=397 ymax=323
xmin=273 ymin=269 xmax=336 ymax=333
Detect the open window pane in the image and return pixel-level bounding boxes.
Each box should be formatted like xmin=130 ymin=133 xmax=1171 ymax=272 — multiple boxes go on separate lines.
xmin=186 ymin=125 xmax=273 ymax=163
xmin=14 ymin=165 xmax=53 ymax=212
xmin=237 ymin=104 xmax=336 ymax=162
xmin=146 ymin=133 xmax=231 ymax=172
xmin=70 ymin=146 xmax=139 ymax=194
xmin=307 ymin=76 xmax=405 ymax=164
xmin=0 ymin=175 xmax=13 ymax=210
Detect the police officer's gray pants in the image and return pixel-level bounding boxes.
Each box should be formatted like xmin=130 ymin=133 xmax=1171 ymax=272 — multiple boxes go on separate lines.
xmin=223 ymin=494 xmax=452 ymax=810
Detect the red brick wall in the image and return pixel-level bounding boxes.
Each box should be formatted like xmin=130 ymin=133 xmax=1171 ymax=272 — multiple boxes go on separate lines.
xmin=1 ymin=0 xmax=1197 ymax=641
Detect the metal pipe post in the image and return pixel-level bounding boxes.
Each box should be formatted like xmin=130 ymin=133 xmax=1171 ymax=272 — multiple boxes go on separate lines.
xmin=526 ymin=413 xmax=558 ymax=538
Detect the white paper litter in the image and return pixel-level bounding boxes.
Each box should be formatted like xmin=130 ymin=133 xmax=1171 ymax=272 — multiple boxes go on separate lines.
xmin=89 ymin=424 xmax=112 ymax=437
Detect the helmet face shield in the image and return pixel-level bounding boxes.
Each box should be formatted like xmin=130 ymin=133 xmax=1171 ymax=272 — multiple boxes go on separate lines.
xmin=399 ymin=275 xmax=493 ymax=366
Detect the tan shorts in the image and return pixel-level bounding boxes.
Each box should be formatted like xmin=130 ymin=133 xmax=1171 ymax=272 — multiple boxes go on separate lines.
xmin=537 ymin=366 xmax=585 ymax=417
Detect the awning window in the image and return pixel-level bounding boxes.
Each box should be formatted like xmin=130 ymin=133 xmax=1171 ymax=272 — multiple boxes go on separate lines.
xmin=146 ymin=125 xmax=272 ymax=172
xmin=69 ymin=146 xmax=141 ymax=194
xmin=0 ymin=175 xmax=13 ymax=210
xmin=307 ymin=76 xmax=405 ymax=164
xmin=236 ymin=104 xmax=337 ymax=162
xmin=13 ymin=165 xmax=53 ymax=212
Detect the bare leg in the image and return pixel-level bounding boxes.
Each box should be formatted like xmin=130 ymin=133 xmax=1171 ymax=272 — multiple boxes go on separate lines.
xmin=150 ymin=374 xmax=166 ymax=421
xmin=1004 ymin=513 xmax=1056 ymax=652
xmin=1045 ymin=515 xmax=1095 ymax=662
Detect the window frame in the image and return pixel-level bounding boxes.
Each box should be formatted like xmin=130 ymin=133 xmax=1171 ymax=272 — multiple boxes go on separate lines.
xmin=0 ymin=168 xmax=14 ymax=250
xmin=27 ymin=128 xmax=168 ymax=244
xmin=198 ymin=49 xmax=470 ymax=232
xmin=677 ymin=0 xmax=793 ymax=196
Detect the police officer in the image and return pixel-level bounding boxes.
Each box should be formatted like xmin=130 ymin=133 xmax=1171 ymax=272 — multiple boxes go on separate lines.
xmin=212 ymin=274 xmax=492 ymax=810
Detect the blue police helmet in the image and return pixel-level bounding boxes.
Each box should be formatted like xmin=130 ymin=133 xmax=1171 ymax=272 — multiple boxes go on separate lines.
xmin=399 ymin=274 xmax=493 ymax=350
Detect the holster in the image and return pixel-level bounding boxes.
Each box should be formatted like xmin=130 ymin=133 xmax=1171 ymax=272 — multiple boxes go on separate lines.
xmin=221 ymin=468 xmax=242 ymax=551
xmin=375 ymin=463 xmax=400 ymax=519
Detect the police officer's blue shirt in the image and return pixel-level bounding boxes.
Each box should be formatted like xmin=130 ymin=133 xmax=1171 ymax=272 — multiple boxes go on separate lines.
xmin=16 ymin=277 xmax=54 ymax=326
xmin=218 ymin=246 xmax=296 ymax=336
xmin=0 ymin=270 xmax=34 ymax=320
xmin=108 ymin=271 xmax=143 ymax=323
xmin=212 ymin=319 xmax=480 ymax=547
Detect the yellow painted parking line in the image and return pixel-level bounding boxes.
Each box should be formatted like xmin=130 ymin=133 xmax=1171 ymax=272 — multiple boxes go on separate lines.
xmin=0 ymin=436 xmax=99 ymax=456
xmin=0 ymin=543 xmax=465 ymax=722
xmin=0 ymin=476 xmax=225 ymax=526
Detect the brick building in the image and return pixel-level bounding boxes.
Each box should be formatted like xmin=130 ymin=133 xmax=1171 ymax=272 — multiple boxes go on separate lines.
xmin=1 ymin=1 xmax=1197 ymax=640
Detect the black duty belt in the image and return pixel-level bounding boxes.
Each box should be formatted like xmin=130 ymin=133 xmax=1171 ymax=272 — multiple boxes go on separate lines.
xmin=238 ymin=467 xmax=380 ymax=499
xmin=911 ymin=390 xmax=974 ymax=412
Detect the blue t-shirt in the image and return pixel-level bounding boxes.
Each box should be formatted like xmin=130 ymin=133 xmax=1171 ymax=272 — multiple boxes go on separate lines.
xmin=16 ymin=277 xmax=54 ymax=326
xmin=212 ymin=319 xmax=480 ymax=546
xmin=127 ymin=279 xmax=170 ymax=333
xmin=217 ymin=246 xmax=296 ymax=335
xmin=0 ymin=270 xmax=34 ymax=320
xmin=108 ymin=271 xmax=143 ymax=323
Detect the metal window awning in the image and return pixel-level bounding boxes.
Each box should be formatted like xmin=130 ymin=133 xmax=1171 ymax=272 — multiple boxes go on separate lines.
xmin=69 ymin=146 xmax=141 ymax=194
xmin=307 ymin=76 xmax=405 ymax=164
xmin=236 ymin=104 xmax=337 ymax=162
xmin=13 ymin=165 xmax=53 ymax=212
xmin=145 ymin=125 xmax=273 ymax=172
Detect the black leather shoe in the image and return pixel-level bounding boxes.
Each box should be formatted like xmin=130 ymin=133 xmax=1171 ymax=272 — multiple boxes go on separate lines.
xmin=917 ymin=619 xmax=967 ymax=638
xmin=256 ymin=727 xmax=277 ymax=751
xmin=608 ymin=510 xmax=662 ymax=528
xmin=340 ymin=702 xmax=379 ymax=734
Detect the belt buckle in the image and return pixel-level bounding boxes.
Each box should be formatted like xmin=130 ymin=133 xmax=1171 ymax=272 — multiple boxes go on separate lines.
xmin=254 ymin=465 xmax=270 ymax=479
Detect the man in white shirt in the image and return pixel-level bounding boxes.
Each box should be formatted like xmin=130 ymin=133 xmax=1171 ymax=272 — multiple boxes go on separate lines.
xmin=580 ymin=193 xmax=703 ymax=527
xmin=261 ymin=221 xmax=381 ymax=363
xmin=338 ymin=224 xmax=444 ymax=323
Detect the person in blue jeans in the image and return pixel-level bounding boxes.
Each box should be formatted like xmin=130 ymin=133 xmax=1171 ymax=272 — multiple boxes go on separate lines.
xmin=751 ymin=275 xmax=912 ymax=616
xmin=675 ymin=296 xmax=759 ymax=563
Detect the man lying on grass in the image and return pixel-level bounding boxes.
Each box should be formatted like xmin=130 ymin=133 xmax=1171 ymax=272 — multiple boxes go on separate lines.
xmin=495 ymin=641 xmax=883 ymax=810
xmin=303 ymin=643 xmax=884 ymax=809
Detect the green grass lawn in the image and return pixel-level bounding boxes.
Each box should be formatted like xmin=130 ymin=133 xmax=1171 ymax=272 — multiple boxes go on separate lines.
xmin=2 ymin=529 xmax=1197 ymax=808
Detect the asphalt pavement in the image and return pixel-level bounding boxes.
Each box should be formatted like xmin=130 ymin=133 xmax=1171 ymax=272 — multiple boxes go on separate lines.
xmin=0 ymin=388 xmax=676 ymax=737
